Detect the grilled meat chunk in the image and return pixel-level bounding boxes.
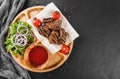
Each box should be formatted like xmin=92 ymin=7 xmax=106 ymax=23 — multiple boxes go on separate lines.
xmin=49 ymin=31 xmax=59 ymax=44
xmin=43 ymin=18 xmax=54 ymax=23
xmin=38 ymin=25 xmax=51 ymax=37
xmin=59 ymin=28 xmax=68 ymax=44
xmin=48 ymin=20 xmax=62 ymax=31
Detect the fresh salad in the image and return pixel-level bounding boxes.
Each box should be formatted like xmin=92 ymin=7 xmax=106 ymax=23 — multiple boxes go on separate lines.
xmin=5 ymin=21 xmax=34 ymax=55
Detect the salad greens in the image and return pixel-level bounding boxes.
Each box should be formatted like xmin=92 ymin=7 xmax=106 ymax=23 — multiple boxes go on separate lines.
xmin=5 ymin=21 xmax=34 ymax=55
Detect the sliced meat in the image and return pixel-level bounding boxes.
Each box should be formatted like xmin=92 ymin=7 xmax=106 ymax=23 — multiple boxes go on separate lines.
xmin=49 ymin=31 xmax=59 ymax=44
xmin=59 ymin=28 xmax=68 ymax=44
xmin=59 ymin=39 xmax=65 ymax=44
xmin=43 ymin=18 xmax=54 ymax=23
xmin=42 ymin=25 xmax=51 ymax=37
xmin=38 ymin=25 xmax=51 ymax=37
xmin=38 ymin=27 xmax=46 ymax=36
xmin=48 ymin=20 xmax=62 ymax=31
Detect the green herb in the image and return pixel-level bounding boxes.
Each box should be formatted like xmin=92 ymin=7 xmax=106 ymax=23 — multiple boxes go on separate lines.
xmin=5 ymin=21 xmax=33 ymax=55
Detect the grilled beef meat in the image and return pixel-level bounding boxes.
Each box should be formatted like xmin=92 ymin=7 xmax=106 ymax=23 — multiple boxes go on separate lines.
xmin=38 ymin=25 xmax=51 ymax=37
xmin=48 ymin=20 xmax=62 ymax=31
xmin=43 ymin=18 xmax=54 ymax=23
xmin=59 ymin=28 xmax=68 ymax=44
xmin=38 ymin=17 xmax=68 ymax=44
xmin=49 ymin=31 xmax=59 ymax=44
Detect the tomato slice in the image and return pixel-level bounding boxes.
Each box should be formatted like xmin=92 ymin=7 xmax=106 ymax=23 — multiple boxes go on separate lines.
xmin=61 ymin=44 xmax=70 ymax=55
xmin=53 ymin=11 xmax=60 ymax=20
xmin=33 ymin=18 xmax=41 ymax=28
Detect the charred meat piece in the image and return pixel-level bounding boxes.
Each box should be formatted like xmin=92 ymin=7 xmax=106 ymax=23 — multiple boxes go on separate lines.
xmin=49 ymin=31 xmax=59 ymax=44
xmin=59 ymin=28 xmax=68 ymax=44
xmin=48 ymin=20 xmax=62 ymax=31
xmin=43 ymin=18 xmax=54 ymax=23
xmin=38 ymin=27 xmax=45 ymax=36
xmin=42 ymin=25 xmax=51 ymax=37
xmin=59 ymin=39 xmax=65 ymax=44
xmin=38 ymin=25 xmax=51 ymax=37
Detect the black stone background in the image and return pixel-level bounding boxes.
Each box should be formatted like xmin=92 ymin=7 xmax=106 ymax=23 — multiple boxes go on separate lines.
xmin=22 ymin=0 xmax=120 ymax=79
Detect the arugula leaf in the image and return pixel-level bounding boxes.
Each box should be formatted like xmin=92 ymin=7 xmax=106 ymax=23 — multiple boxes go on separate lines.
xmin=13 ymin=49 xmax=20 ymax=55
xmin=5 ymin=21 xmax=33 ymax=55
xmin=4 ymin=38 xmax=11 ymax=45
xmin=27 ymin=34 xmax=34 ymax=44
xmin=9 ymin=23 xmax=17 ymax=35
xmin=19 ymin=48 xmax=25 ymax=55
xmin=6 ymin=44 xmax=14 ymax=51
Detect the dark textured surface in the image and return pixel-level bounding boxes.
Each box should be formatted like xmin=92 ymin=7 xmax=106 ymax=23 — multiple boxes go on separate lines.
xmin=23 ymin=0 xmax=120 ymax=79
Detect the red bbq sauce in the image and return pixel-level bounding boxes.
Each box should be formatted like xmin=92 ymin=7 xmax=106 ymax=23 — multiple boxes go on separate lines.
xmin=29 ymin=46 xmax=48 ymax=67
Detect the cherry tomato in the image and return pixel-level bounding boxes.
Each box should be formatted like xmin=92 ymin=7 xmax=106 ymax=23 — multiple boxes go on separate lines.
xmin=53 ymin=11 xmax=60 ymax=20
xmin=61 ymin=44 xmax=70 ymax=55
xmin=33 ymin=18 xmax=41 ymax=28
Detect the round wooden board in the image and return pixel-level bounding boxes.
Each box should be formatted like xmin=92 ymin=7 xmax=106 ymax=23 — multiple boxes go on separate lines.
xmin=10 ymin=6 xmax=74 ymax=72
